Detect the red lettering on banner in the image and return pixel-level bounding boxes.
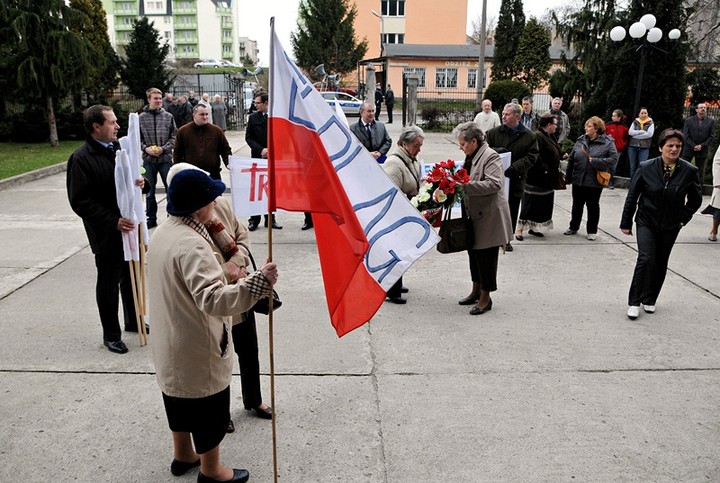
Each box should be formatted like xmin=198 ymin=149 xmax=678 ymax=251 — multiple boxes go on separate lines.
xmin=241 ymin=163 xmax=269 ymax=201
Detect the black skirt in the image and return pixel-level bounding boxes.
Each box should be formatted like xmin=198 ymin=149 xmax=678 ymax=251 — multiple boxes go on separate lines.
xmin=162 ymin=385 xmax=230 ymax=454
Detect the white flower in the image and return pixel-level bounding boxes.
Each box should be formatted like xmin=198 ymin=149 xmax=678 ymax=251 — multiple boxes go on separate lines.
xmin=410 ymin=196 xmax=419 ymax=207
xmin=433 ymin=189 xmax=447 ymax=203
xmin=417 ymin=191 xmax=431 ymax=203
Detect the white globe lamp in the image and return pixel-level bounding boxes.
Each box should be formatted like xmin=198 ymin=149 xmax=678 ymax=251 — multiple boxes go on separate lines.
xmin=610 ymin=26 xmax=626 ymax=42
xmin=629 ymin=22 xmax=647 ymax=38
xmin=640 ymin=14 xmax=657 ymax=30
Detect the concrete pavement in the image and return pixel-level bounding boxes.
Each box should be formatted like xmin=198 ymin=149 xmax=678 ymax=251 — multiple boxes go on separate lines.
xmin=1 ymin=122 xmax=720 ymax=482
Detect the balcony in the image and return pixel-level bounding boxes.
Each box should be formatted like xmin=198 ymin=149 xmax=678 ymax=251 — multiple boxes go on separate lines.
xmin=174 ymin=36 xmax=198 ymax=44
xmin=174 ymin=22 xmax=197 ymax=30
xmin=115 ymin=22 xmax=135 ymax=31
xmin=114 ymin=7 xmax=138 ymax=15
xmin=173 ymin=6 xmax=197 ymax=14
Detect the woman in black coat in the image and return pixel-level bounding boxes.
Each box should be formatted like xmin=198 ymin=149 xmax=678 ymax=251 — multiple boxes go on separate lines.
xmin=620 ymin=129 xmax=703 ymax=320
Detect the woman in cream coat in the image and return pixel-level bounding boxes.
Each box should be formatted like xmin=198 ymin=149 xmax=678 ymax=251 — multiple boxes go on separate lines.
xmin=701 ymin=148 xmax=720 ymax=241
xmin=148 ymin=169 xmax=278 ymax=483
xmin=454 ymin=121 xmax=513 ymax=315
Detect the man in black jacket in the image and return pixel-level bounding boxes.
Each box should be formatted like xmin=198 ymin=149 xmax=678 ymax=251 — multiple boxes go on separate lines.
xmin=385 ymin=84 xmax=395 ymax=124
xmin=66 ymin=105 xmax=147 ymax=354
xmin=681 ymin=103 xmax=716 ymax=182
xmin=245 ymin=92 xmax=282 ymax=231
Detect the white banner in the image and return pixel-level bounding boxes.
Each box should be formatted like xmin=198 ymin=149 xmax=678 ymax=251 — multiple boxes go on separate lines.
xmin=228 ymin=156 xmax=274 ymax=216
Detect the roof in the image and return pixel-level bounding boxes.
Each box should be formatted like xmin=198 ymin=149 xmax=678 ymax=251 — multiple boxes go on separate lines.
xmin=363 ymin=44 xmax=574 ymax=63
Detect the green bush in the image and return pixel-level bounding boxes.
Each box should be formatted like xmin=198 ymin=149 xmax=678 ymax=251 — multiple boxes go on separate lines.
xmin=420 ymin=106 xmax=442 ymax=130
xmin=483 ymin=80 xmax=531 ymax=112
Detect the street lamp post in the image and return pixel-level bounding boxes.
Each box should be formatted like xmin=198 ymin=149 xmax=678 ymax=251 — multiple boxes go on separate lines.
xmin=476 ymin=0 xmax=487 ymax=110
xmin=610 ymin=14 xmax=681 ymax=117
xmin=370 ymin=9 xmax=385 ymax=56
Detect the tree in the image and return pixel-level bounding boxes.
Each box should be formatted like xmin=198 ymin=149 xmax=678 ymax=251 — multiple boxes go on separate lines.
xmin=1 ymin=0 xmax=93 ymax=146
xmin=687 ymin=66 xmax=720 ymax=104
xmin=484 ymin=79 xmax=532 ymax=110
xmin=68 ymin=0 xmax=120 ymax=102
xmin=119 ymin=17 xmax=175 ymax=101
xmin=468 ymin=15 xmax=496 ymax=45
xmin=514 ymin=18 xmax=552 ymax=92
xmin=492 ymin=0 xmax=526 ymax=80
xmin=291 ymin=0 xmax=368 ymax=76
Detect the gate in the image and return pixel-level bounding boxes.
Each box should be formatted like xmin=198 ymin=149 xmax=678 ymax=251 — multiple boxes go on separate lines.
xmin=171 ymin=72 xmax=250 ymax=130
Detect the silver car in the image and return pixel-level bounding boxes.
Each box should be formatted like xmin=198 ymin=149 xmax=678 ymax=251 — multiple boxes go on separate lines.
xmin=320 ymin=92 xmax=362 ymax=117
xmin=193 ymin=59 xmax=224 ymax=68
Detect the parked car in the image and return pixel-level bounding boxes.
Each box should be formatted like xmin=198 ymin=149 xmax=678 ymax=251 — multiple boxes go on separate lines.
xmin=194 ymin=59 xmax=224 ymax=68
xmin=314 ymin=82 xmax=357 ymax=97
xmin=221 ymin=60 xmax=243 ymax=68
xmin=320 ymin=92 xmax=363 ymax=117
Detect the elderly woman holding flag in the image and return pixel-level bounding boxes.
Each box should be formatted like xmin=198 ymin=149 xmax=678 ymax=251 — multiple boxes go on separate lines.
xmin=148 ymin=169 xmax=278 ymax=482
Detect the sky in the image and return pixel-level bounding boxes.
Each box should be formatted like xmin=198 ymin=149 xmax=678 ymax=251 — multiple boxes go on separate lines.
xmin=237 ymin=0 xmax=563 ymax=66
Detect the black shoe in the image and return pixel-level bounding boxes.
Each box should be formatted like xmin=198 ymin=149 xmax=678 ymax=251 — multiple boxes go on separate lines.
xmin=247 ymin=221 xmax=258 ymax=231
xmin=104 ymin=340 xmax=128 ymax=354
xmin=400 ymin=286 xmax=409 ymax=294
xmin=271 ymin=221 xmax=283 ymax=229
xmin=170 ymin=458 xmax=200 ymax=476
xmin=528 ymin=229 xmax=544 ymax=237
xmin=386 ymin=296 xmax=407 ymax=305
xmin=125 ymin=323 xmax=150 ymax=334
xmin=147 ymin=220 xmax=157 ymax=229
xmin=515 ymin=235 xmax=524 ymax=241
xmin=301 ymin=222 xmax=313 ymax=230
xmin=504 ymin=243 xmax=513 ymax=252
xmin=469 ymin=299 xmax=492 ymax=315
xmin=226 ymin=419 xmax=235 ymax=433
xmin=198 ymin=469 xmax=250 ymax=483
xmin=245 ymin=405 xmax=273 ymax=420
xmin=458 ymin=295 xmax=479 ymax=305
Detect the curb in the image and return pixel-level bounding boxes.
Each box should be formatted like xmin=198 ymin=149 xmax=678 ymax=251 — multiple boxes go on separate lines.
xmin=0 ymin=162 xmax=68 ymax=191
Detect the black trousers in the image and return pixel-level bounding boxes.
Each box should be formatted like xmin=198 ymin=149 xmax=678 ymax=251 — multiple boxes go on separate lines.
xmin=248 ymin=214 xmax=277 ymax=225
xmin=466 ymin=246 xmax=500 ymax=292
xmin=94 ymin=250 xmax=136 ymax=341
xmin=386 ymin=104 xmax=394 ymax=123
xmin=569 ymin=185 xmax=603 ymax=234
xmin=375 ymin=101 xmax=382 ymax=119
xmin=628 ymin=224 xmax=680 ymax=306
xmin=231 ymin=311 xmax=262 ymax=409
xmin=387 ymin=276 xmax=403 ymax=298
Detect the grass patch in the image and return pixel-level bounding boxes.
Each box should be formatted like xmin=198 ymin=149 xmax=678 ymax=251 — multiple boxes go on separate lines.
xmin=0 ymin=141 xmax=83 ymax=180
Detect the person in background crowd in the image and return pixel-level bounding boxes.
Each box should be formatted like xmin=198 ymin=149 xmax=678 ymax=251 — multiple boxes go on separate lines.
xmin=700 ymin=147 xmax=720 ymax=242
xmin=454 ymin=121 xmax=512 ymax=315
xmin=187 ymin=90 xmax=199 ymax=107
xmin=547 ymin=97 xmax=570 ymax=146
xmin=382 ymin=126 xmax=424 ymax=304
xmin=473 ymin=99 xmax=501 ymax=134
xmin=681 ymin=102 xmax=716 ymax=183
xmin=245 ymin=92 xmax=282 ymax=231
xmin=564 ymin=116 xmax=619 ymax=240
xmin=627 ymin=107 xmax=654 ymax=180
xmin=66 ymin=105 xmax=148 ymax=355
xmin=174 ymin=104 xmax=231 ymax=181
xmin=148 ymin=168 xmax=278 ymax=482
xmin=177 ymin=96 xmax=193 ymax=127
xmin=516 ymin=113 xmax=561 ymax=239
xmin=520 ymin=96 xmax=540 ymax=131
xmin=350 ymin=102 xmax=392 ymax=163
xmin=162 ymin=92 xmax=174 ymax=111
xmin=620 ymin=129 xmax=702 ymax=320
xmin=604 ymin=109 xmax=629 ymax=189
xmin=139 ymin=87 xmax=176 ymax=229
xmin=385 ymin=84 xmax=395 ymax=124
xmin=374 ymin=83 xmax=384 ymax=120
xmin=486 ymin=102 xmax=539 ymax=252
xmin=211 ymin=94 xmax=227 ymax=131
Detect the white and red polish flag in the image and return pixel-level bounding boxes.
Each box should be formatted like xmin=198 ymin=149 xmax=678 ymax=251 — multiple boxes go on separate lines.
xmin=267 ymin=25 xmax=439 ymax=337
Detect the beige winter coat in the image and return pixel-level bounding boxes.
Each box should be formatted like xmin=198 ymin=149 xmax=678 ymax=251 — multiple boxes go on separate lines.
xmin=463 ymin=143 xmax=513 ymax=249
xmin=711 ymin=148 xmax=720 ymax=209
xmin=148 ymin=215 xmax=269 ymax=398
xmin=382 ymin=146 xmax=421 ymax=197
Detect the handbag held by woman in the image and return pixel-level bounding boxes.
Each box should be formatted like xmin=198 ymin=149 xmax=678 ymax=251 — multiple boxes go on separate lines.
xmin=436 ymin=208 xmax=474 ymax=254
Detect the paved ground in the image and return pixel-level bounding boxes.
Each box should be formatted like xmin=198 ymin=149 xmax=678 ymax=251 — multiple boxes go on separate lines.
xmin=1 ymin=122 xmax=719 ymax=482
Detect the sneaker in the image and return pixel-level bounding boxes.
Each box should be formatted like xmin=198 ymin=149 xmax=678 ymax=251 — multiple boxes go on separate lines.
xmin=643 ymin=304 xmax=656 ymax=314
xmin=564 ymin=228 xmax=577 ymax=235
xmin=627 ymin=306 xmax=640 ymax=320
xmin=587 ymin=233 xmax=597 ymax=241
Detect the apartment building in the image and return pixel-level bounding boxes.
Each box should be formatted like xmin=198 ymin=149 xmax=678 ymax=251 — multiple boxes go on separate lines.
xmin=238 ymin=36 xmax=260 ymax=65
xmin=101 ymin=0 xmax=240 ymax=62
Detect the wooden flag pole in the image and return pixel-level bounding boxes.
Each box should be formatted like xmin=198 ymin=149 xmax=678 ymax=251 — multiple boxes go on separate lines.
xmin=267 ymin=216 xmax=278 ymax=483
xmin=137 ymin=229 xmax=148 ymax=346
xmin=128 ymin=259 xmax=144 ymax=346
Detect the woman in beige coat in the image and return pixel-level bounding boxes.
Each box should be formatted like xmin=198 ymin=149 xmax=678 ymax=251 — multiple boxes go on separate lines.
xmin=454 ymin=121 xmax=513 ymax=315
xmin=148 ymin=169 xmax=278 ymax=483
xmin=701 ymin=148 xmax=720 ymax=241
xmin=382 ymin=125 xmax=424 ymax=304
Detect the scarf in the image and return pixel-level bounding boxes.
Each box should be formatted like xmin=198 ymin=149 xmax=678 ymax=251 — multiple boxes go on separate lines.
xmin=204 ymin=219 xmax=239 ymax=261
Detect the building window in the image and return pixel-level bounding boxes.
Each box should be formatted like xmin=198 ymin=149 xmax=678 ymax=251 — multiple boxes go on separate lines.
xmin=403 ymin=67 xmax=426 ymax=88
xmin=381 ymin=0 xmax=405 ymax=16
xmin=435 ymin=68 xmax=458 ymax=88
xmin=223 ymin=44 xmax=232 ymax=53
xmin=165 ymin=31 xmax=172 ymax=39
xmin=381 ymin=33 xmax=404 ymax=44
xmin=121 ymin=2 xmax=133 ymax=11
xmin=468 ymin=69 xmax=477 ymax=89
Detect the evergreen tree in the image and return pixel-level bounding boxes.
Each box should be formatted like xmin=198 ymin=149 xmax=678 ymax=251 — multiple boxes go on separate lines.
xmin=69 ymin=0 xmax=120 ymax=102
xmin=120 ymin=17 xmax=175 ymax=101
xmin=687 ymin=66 xmax=720 ymax=104
xmin=492 ymin=0 xmax=526 ymax=80
xmin=1 ymin=0 xmax=93 ymax=146
xmin=291 ymin=0 xmax=368 ymax=76
xmin=514 ymin=18 xmax=552 ymax=92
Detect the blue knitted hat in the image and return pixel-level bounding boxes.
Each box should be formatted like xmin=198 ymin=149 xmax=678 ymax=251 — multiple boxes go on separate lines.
xmin=166 ymin=169 xmax=225 ymax=216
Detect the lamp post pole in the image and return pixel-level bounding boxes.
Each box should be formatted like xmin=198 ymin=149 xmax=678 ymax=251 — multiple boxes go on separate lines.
xmin=476 ymin=0 xmax=487 ymax=110
xmin=371 ymin=9 xmax=384 ymax=55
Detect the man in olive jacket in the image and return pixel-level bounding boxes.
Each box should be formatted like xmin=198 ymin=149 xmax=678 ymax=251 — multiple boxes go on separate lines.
xmin=486 ymin=103 xmax=539 ymax=250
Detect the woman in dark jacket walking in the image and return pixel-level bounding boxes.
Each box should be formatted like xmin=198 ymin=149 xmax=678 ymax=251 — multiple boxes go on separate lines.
xmin=564 ymin=116 xmax=619 ymax=240
xmin=620 ymin=129 xmax=703 ymax=320
xmin=516 ymin=113 xmax=561 ymax=239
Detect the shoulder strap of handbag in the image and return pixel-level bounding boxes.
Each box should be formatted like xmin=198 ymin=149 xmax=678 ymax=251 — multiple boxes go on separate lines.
xmin=236 ymin=242 xmax=257 ymax=271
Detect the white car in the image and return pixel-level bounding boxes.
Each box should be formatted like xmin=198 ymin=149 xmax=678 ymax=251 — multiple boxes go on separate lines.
xmin=194 ymin=59 xmax=224 ymax=68
xmin=221 ymin=60 xmax=243 ymax=68
xmin=320 ymin=92 xmax=362 ymax=116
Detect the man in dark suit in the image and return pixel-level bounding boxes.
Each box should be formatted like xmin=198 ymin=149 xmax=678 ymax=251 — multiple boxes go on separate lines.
xmin=681 ymin=103 xmax=716 ymax=182
xmin=245 ymin=92 xmax=282 ymax=231
xmin=66 ymin=105 xmax=147 ymax=354
xmin=350 ymin=102 xmax=392 ymax=163
xmin=374 ymin=83 xmax=384 ymax=120
xmin=385 ymin=84 xmax=395 ymax=124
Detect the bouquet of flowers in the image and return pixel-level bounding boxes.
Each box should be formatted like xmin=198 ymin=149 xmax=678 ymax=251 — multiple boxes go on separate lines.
xmin=410 ymin=159 xmax=470 ymax=226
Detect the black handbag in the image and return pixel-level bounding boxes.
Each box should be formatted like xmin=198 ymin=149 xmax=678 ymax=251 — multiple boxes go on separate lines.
xmin=237 ymin=242 xmax=282 ymax=314
xmin=436 ymin=208 xmax=474 ymax=254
